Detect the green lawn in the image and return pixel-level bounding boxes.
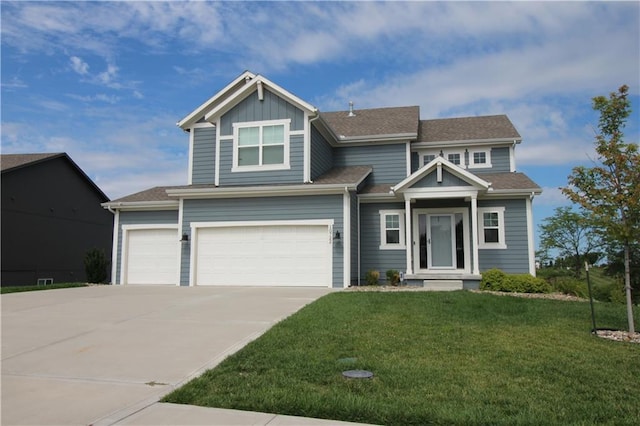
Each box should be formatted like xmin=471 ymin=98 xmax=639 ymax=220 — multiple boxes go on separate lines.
xmin=164 ymin=291 xmax=639 ymax=425
xmin=0 ymin=283 xmax=88 ymax=294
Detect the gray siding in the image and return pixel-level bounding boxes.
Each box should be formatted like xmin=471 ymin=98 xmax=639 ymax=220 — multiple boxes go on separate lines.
xmin=218 ymin=134 xmax=304 ymax=185
xmin=411 ymin=151 xmax=420 ymax=173
xmin=335 ymin=144 xmax=407 ymax=185
xmin=350 ymin=193 xmax=358 ymax=283
xmin=474 ymin=147 xmax=511 ymax=174
xmin=192 ymin=127 xmax=216 ymax=184
xmin=219 ymin=89 xmax=304 ymax=136
xmin=181 ymin=195 xmax=344 ymax=287
xmin=359 ymin=202 xmax=407 ymax=283
xmin=412 ymin=169 xmax=470 ymax=188
xmin=115 ymin=210 xmax=179 ymax=284
xmin=477 ymin=198 xmax=529 ymax=273
xmin=310 ymin=126 xmax=334 ymax=180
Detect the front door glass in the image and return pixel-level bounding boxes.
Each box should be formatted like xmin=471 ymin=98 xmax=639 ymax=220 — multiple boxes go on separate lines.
xmin=428 ymin=215 xmax=454 ymax=268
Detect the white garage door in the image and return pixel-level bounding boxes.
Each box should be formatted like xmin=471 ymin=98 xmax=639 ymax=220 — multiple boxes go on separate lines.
xmin=125 ymin=228 xmax=178 ymax=285
xmin=194 ymin=225 xmax=331 ymax=287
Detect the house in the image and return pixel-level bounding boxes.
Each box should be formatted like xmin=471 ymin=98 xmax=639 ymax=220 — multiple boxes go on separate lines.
xmin=102 ymin=71 xmax=541 ymax=289
xmin=1 ymin=153 xmax=113 ymax=286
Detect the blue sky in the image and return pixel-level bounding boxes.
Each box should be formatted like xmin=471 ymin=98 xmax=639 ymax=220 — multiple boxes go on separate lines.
xmin=2 ymin=1 xmax=639 ymax=247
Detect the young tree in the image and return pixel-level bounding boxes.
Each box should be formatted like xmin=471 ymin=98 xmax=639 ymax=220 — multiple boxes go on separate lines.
xmin=539 ymin=206 xmax=602 ymax=276
xmin=562 ymin=85 xmax=639 ymax=333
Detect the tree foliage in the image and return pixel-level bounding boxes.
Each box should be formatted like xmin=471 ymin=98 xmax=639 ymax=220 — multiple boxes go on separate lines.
xmin=562 ymin=85 xmax=639 ymax=333
xmin=539 ymin=206 xmax=602 ymax=276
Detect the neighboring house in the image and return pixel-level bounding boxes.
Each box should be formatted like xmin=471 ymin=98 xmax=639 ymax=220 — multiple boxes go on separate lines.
xmin=1 ymin=153 xmax=112 ymax=286
xmin=103 ymin=71 xmax=541 ymax=289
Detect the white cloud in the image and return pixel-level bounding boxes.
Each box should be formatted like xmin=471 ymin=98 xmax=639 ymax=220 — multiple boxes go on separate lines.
xmin=535 ymin=187 xmax=572 ymax=207
xmin=1 ymin=76 xmax=28 ymax=89
xmin=70 ymin=56 xmax=89 ymax=75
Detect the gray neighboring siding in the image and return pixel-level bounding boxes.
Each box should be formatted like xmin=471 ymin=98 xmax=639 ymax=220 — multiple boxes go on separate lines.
xmin=310 ymin=126 xmax=334 ymax=180
xmin=218 ymin=134 xmax=304 ymax=185
xmin=359 ymin=202 xmax=407 ymax=282
xmin=350 ymin=193 xmax=358 ymax=283
xmin=335 ymin=144 xmax=407 ymax=185
xmin=477 ymin=198 xmax=529 ymax=273
xmin=473 ymin=147 xmax=511 ymax=174
xmin=115 ymin=210 xmax=179 ymax=285
xmin=219 ymin=89 xmax=304 ymax=136
xmin=192 ymin=127 xmax=216 ymax=184
xmin=181 ymin=195 xmax=344 ymax=287
xmin=412 ymin=169 xmax=470 ymax=188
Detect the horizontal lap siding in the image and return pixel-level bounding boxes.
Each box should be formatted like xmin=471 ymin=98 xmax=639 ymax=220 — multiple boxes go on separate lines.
xmin=181 ymin=195 xmax=344 ymax=287
xmin=412 ymin=169 xmax=470 ymax=188
xmin=218 ymin=135 xmax=304 ymax=185
xmin=192 ymin=127 xmax=216 ymax=184
xmin=474 ymin=147 xmax=511 ymax=174
xmin=335 ymin=144 xmax=406 ymax=185
xmin=116 ymin=210 xmax=179 ymax=284
xmin=359 ymin=202 xmax=407 ymax=283
xmin=478 ymin=198 xmax=529 ymax=273
xmin=310 ymin=126 xmax=333 ymax=180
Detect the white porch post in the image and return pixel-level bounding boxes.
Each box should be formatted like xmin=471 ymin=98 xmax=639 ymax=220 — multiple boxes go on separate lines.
xmin=471 ymin=196 xmax=480 ymax=275
xmin=405 ymin=197 xmax=413 ymax=275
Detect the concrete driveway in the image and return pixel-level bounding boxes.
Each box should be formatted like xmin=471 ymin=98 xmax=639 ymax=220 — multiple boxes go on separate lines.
xmin=1 ymin=285 xmax=332 ymax=425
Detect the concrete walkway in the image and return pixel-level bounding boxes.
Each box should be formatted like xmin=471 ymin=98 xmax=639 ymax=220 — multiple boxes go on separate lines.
xmin=1 ymin=285 xmax=369 ymax=425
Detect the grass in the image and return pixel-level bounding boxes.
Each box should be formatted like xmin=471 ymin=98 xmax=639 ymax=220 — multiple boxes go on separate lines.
xmin=163 ymin=291 xmax=640 ymax=425
xmin=0 ymin=282 xmax=88 ymax=294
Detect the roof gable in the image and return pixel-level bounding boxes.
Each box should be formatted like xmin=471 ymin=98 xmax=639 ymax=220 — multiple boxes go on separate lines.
xmin=418 ymin=115 xmax=521 ymax=144
xmin=393 ymin=156 xmax=490 ymax=193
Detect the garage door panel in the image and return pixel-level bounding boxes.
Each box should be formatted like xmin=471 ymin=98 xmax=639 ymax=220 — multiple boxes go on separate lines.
xmin=195 ymin=225 xmax=331 ymax=287
xmin=126 ymin=228 xmax=178 ymax=285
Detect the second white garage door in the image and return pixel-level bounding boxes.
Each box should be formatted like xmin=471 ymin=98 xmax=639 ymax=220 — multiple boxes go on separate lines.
xmin=194 ymin=224 xmax=332 ymax=287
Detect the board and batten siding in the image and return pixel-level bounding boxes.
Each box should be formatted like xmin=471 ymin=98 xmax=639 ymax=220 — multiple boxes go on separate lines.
xmin=477 ymin=198 xmax=530 ymax=273
xmin=310 ymin=126 xmax=334 ymax=180
xmin=218 ymin=134 xmax=304 ymax=185
xmin=192 ymin=127 xmax=216 ymax=184
xmin=219 ymin=89 xmax=305 ymax=136
xmin=181 ymin=195 xmax=344 ymax=287
xmin=115 ymin=210 xmax=179 ymax=284
xmin=359 ymin=202 xmax=407 ymax=282
xmin=334 ymin=144 xmax=407 ymax=186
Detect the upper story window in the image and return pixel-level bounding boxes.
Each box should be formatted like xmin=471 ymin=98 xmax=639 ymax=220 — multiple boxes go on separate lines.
xmin=447 ymin=153 xmax=461 ymax=165
xmin=423 ymin=154 xmax=436 ymax=164
xmin=478 ymin=207 xmax=506 ymax=249
xmin=469 ymin=149 xmax=492 ymax=169
xmin=379 ymin=210 xmax=405 ymax=250
xmin=232 ymin=119 xmax=291 ymax=172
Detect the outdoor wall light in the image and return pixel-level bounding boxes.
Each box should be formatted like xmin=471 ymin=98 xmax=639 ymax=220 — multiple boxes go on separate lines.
xmin=180 ymin=233 xmax=189 ymax=242
xmin=335 ymin=230 xmax=341 ymax=240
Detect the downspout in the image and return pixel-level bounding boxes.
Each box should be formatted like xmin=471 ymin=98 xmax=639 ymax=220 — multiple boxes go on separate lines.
xmin=106 ymin=205 xmax=119 ymax=285
xmin=357 ymin=196 xmax=361 ymax=286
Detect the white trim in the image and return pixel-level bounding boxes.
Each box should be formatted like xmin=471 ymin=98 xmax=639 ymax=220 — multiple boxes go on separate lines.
xmin=177 ymin=199 xmax=184 ymax=287
xmin=509 ymin=143 xmax=516 ymax=172
xmin=120 ymin=224 xmax=179 ymax=285
xmin=231 ymin=119 xmax=291 ymax=172
xmin=303 ymin=112 xmax=311 ymax=183
xmin=412 ymin=138 xmax=521 ymax=149
xmin=215 ymin=118 xmax=221 ymax=186
xmin=343 ymin=192 xmax=351 ymax=288
xmin=379 ymin=209 xmax=406 ymax=250
xmin=478 ymin=206 xmax=507 ymax=249
xmin=405 ymin=142 xmax=411 ymax=177
xmin=102 ymin=201 xmax=180 ymax=211
xmin=426 ymin=214 xmax=456 ymax=270
xmin=402 ymin=189 xmax=480 ymax=200
xmin=166 ymin=183 xmax=363 ymax=199
xmin=405 ymin=199 xmax=413 ymax=275
xmin=110 ymin=210 xmax=119 ymax=284
xmin=468 ymin=149 xmax=492 ymax=169
xmin=187 ymin=128 xmax=194 ymax=185
xmin=393 ymin=156 xmax=490 ymax=193
xmin=191 ymin=122 xmax=216 ymax=129
xmin=412 ymin=208 xmax=470 ymax=275
xmin=526 ymin=196 xmax=536 ymax=276
xmin=470 ymin=197 xmax=479 ymax=275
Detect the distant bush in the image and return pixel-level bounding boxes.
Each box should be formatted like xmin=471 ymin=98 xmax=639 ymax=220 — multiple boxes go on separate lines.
xmin=85 ymin=248 xmax=108 ymax=284
xmin=481 ymin=269 xmax=552 ymax=294
xmin=365 ymin=270 xmax=380 ymax=286
xmin=552 ymin=277 xmax=588 ymax=298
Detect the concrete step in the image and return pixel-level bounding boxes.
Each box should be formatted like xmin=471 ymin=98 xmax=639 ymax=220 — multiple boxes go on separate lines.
xmin=423 ymin=280 xmax=463 ymax=291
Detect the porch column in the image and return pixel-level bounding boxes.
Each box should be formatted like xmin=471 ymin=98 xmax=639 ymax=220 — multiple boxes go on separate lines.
xmin=471 ymin=196 xmax=480 ymax=275
xmin=405 ymin=197 xmax=413 ymax=275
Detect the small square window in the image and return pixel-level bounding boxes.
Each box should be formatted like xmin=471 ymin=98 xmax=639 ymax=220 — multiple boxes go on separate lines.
xmin=448 ymin=153 xmax=461 ymax=165
xmin=233 ymin=120 xmax=290 ymax=171
xmin=474 ymin=152 xmax=486 ymax=164
xmin=423 ymin=154 xmax=436 ymax=164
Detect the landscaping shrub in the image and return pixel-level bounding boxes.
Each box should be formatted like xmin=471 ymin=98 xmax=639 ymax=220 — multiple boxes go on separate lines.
xmin=552 ymin=277 xmax=588 ymax=298
xmin=365 ymin=269 xmax=380 ymax=286
xmin=481 ymin=269 xmax=552 ymax=293
xmin=480 ymin=268 xmax=508 ymax=291
xmin=386 ymin=269 xmax=400 ymax=286
xmin=85 ymin=248 xmax=108 ymax=283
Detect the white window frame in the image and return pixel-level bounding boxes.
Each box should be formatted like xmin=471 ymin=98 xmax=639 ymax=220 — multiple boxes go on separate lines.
xmin=478 ymin=207 xmax=506 ymax=249
xmin=232 ymin=119 xmax=291 ymax=172
xmin=379 ymin=210 xmax=406 ymax=250
xmin=469 ymin=149 xmax=492 ymax=169
xmin=447 ymin=152 xmax=462 ymax=166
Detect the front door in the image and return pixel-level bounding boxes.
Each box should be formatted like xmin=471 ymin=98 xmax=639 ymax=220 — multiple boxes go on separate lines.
xmin=414 ymin=209 xmax=467 ymax=273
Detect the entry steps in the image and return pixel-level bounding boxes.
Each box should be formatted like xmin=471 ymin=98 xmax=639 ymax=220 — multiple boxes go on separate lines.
xmin=423 ymin=280 xmax=464 ymax=291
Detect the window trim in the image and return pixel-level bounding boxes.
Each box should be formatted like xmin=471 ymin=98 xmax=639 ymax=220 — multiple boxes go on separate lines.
xmin=468 ymin=149 xmax=492 ymax=169
xmin=232 ymin=119 xmax=291 ymax=172
xmin=379 ymin=210 xmax=406 ymax=250
xmin=478 ymin=207 xmax=506 ymax=249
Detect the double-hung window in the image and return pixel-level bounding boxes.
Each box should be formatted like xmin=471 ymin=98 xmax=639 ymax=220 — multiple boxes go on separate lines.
xmin=233 ymin=119 xmax=290 ymax=171
xmin=469 ymin=149 xmax=491 ymax=169
xmin=478 ymin=207 xmax=506 ymax=249
xmin=379 ymin=210 xmax=405 ymax=250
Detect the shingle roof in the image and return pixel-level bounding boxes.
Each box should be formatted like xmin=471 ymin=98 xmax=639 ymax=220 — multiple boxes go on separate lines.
xmin=480 ymin=172 xmax=541 ymax=191
xmin=1 ymin=153 xmax=64 ymax=172
xmin=418 ymin=115 xmax=521 ymax=143
xmin=312 ymin=166 xmax=372 ymax=185
xmin=321 ymin=106 xmax=419 ymax=139
xmin=110 ymin=186 xmax=179 ymax=203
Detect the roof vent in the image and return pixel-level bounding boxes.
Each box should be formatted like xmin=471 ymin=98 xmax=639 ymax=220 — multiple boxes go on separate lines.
xmin=348 ymin=101 xmax=356 ymax=117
